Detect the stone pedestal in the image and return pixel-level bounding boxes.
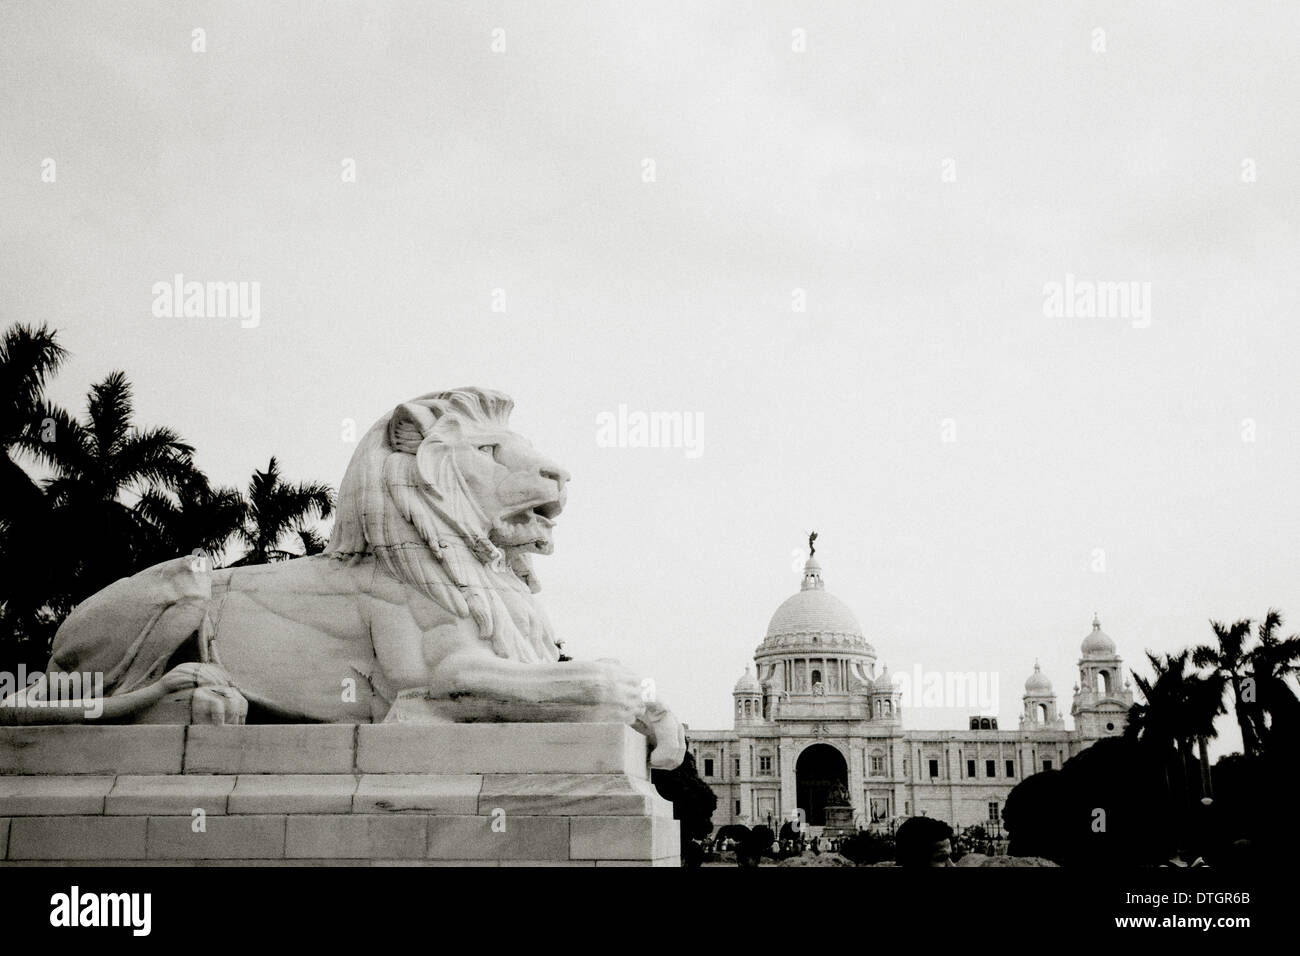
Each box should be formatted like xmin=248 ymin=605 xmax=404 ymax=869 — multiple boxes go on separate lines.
xmin=822 ymin=803 xmax=856 ymax=837
xmin=0 ymin=722 xmax=679 ymax=866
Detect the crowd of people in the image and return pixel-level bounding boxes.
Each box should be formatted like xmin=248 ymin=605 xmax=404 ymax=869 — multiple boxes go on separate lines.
xmin=692 ymin=816 xmax=995 ymax=867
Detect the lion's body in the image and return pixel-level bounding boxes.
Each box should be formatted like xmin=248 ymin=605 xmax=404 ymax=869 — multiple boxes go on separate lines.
xmin=206 ymin=555 xmax=394 ymax=722
xmin=46 ymin=552 xmax=482 ymax=723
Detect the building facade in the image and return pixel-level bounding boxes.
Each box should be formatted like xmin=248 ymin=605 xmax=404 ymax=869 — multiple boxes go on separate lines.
xmin=686 ymin=552 xmax=1134 ymax=833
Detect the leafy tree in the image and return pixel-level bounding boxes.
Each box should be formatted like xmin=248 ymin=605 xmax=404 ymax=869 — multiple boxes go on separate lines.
xmin=838 ymin=829 xmax=895 ymax=865
xmin=650 ymin=750 xmax=717 ymax=866
xmin=1002 ymin=769 xmax=1068 ymax=862
xmin=1004 ymin=740 xmax=1173 ymax=867
xmin=714 ymin=824 xmax=750 ymax=845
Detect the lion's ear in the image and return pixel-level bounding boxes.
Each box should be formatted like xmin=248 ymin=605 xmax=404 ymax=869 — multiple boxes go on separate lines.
xmin=388 ymin=402 xmax=438 ymax=454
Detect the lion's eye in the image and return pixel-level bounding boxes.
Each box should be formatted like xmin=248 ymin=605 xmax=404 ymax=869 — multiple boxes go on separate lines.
xmin=477 ymin=444 xmax=497 ymax=456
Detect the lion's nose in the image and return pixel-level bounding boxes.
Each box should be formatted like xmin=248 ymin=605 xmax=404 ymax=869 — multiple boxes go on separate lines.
xmin=540 ymin=463 xmax=569 ymax=493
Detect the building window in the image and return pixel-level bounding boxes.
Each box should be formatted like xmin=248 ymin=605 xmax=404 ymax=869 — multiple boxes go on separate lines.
xmin=703 ymin=758 xmax=714 ymax=777
xmin=985 ymin=759 xmax=995 ymax=778
xmin=744 ymin=700 xmax=752 ymax=717
xmin=759 ymin=755 xmax=772 ymax=774
xmin=870 ymin=754 xmax=885 ymax=776
xmin=1042 ymin=759 xmax=1052 ymax=771
xmin=928 ymin=759 xmax=940 ymax=778
xmin=1005 ymin=760 xmax=1015 ymax=778
xmin=735 ymin=800 xmax=740 ymax=814
xmin=734 ymin=757 xmax=741 ymax=776
xmin=988 ymin=801 xmax=1000 ymax=823
xmin=966 ymin=759 xmax=976 ymax=778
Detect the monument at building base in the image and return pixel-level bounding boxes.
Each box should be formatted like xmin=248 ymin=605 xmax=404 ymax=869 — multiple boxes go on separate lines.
xmin=820 ymin=782 xmax=856 ymax=838
xmin=0 ymin=723 xmax=679 ymax=865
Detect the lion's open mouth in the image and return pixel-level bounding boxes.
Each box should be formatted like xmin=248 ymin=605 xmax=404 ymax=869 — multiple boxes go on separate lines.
xmin=491 ymin=499 xmax=563 ymax=556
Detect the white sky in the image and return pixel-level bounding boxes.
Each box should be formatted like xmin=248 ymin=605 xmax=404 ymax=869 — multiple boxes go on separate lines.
xmin=3 ymin=1 xmax=1298 ymax=756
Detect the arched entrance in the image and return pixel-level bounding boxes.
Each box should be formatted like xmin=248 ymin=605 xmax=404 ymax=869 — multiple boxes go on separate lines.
xmin=796 ymin=744 xmax=848 ymax=826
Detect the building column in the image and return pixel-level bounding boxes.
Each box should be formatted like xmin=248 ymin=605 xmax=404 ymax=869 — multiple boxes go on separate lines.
xmin=778 ymin=740 xmax=797 ymax=826
xmin=847 ymin=741 xmax=865 ymax=827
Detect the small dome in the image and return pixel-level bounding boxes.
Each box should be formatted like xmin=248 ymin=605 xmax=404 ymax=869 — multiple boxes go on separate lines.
xmin=872 ymin=665 xmax=898 ymax=693
xmin=1024 ymin=661 xmax=1053 ymax=695
xmin=733 ymin=665 xmax=761 ymax=694
xmin=1082 ymin=613 xmax=1116 ymax=657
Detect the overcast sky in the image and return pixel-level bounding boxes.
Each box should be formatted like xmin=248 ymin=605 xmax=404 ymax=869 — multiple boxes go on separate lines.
xmin=3 ymin=2 xmax=1298 ymax=753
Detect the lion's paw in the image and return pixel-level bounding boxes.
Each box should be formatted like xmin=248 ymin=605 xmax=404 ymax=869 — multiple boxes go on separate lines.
xmin=639 ymin=699 xmax=687 ymax=770
xmin=191 ymin=685 xmax=248 ymax=725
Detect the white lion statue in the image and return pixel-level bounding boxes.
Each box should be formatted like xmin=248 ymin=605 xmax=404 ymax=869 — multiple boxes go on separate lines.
xmin=0 ymin=387 xmax=685 ymax=769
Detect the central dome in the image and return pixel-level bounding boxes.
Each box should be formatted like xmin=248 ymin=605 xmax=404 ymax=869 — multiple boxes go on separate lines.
xmin=757 ymin=555 xmax=874 ymax=660
xmin=765 ymin=589 xmax=865 ymax=640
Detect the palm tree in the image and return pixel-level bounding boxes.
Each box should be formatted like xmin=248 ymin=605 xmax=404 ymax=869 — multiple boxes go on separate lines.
xmin=0 ymin=322 xmax=67 ymax=502
xmin=230 ymin=457 xmax=333 ymax=565
xmin=1181 ymin=667 xmax=1227 ymax=801
xmin=1192 ymin=619 xmax=1259 ymax=757
xmin=294 ymin=526 xmax=329 ymax=557
xmin=1244 ymin=610 xmax=1300 ymax=753
xmin=1126 ymin=650 xmax=1224 ymax=805
xmin=1126 ymin=651 xmax=1185 ymax=799
xmin=135 ymin=473 xmax=248 ymax=568
xmin=0 ymin=323 xmax=70 ymax=657
xmin=27 ymin=370 xmax=200 ymax=604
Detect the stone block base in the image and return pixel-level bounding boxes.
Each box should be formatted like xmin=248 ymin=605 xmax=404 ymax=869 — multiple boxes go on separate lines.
xmin=0 ymin=723 xmax=679 ymax=866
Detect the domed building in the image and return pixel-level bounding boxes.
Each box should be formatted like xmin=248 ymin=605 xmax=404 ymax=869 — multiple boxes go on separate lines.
xmin=685 ymin=542 xmax=1132 ymax=834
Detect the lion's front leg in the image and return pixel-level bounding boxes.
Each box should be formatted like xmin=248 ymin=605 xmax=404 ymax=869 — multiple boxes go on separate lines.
xmin=417 ymin=651 xmax=685 ymax=769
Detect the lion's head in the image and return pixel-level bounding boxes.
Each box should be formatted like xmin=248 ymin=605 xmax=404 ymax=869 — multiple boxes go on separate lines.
xmin=326 ymin=387 xmax=570 ymax=664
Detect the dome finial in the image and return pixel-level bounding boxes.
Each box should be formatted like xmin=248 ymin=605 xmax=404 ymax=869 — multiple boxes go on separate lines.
xmin=801 ymin=534 xmax=824 ymax=591
xmin=1093 ymin=612 xmax=1101 ymax=629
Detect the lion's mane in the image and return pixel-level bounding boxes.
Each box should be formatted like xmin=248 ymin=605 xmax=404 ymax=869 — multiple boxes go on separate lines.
xmin=326 ymin=387 xmax=560 ymax=664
